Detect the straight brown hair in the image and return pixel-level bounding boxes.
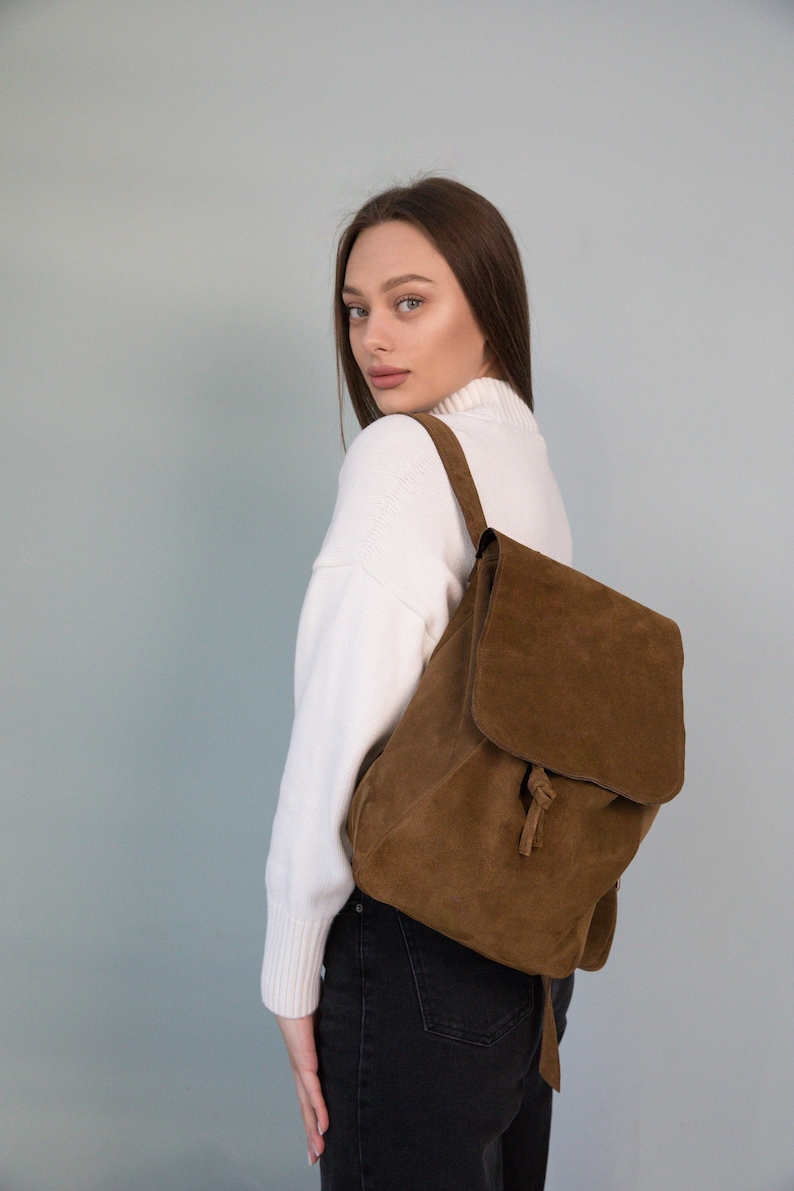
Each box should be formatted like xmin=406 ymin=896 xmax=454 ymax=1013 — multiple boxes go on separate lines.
xmin=334 ymin=175 xmax=533 ymax=434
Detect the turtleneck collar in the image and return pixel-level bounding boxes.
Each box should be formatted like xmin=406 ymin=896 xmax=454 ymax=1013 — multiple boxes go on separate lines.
xmin=428 ymin=376 xmax=537 ymax=430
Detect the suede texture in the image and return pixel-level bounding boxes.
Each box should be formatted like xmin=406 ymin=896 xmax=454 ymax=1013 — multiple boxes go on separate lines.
xmin=346 ymin=413 xmax=685 ymax=1089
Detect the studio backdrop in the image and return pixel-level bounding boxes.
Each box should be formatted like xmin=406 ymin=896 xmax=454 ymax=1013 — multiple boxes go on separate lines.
xmin=0 ymin=2 xmax=792 ymax=1189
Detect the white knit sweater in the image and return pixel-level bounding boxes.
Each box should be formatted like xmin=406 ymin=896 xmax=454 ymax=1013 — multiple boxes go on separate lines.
xmin=261 ymin=376 xmax=572 ymax=1017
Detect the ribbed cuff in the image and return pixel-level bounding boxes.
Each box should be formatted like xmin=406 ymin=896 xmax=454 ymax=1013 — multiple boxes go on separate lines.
xmin=261 ymin=897 xmax=334 ymax=1018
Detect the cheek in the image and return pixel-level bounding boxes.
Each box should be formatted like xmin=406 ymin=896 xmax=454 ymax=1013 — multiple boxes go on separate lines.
xmin=430 ymin=303 xmax=484 ymax=361
xmin=348 ymin=324 xmax=365 ymax=363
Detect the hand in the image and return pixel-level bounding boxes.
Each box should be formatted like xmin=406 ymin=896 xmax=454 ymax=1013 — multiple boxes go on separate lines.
xmin=275 ymin=1009 xmax=329 ymax=1167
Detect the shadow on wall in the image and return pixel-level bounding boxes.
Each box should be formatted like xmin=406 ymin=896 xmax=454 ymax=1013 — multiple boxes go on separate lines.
xmin=98 ymin=1149 xmax=264 ymax=1191
xmin=2 ymin=1150 xmax=267 ymax=1191
xmin=0 ymin=1168 xmax=38 ymax=1191
xmin=0 ymin=301 xmax=333 ymax=1191
xmin=533 ymin=368 xmax=611 ymax=576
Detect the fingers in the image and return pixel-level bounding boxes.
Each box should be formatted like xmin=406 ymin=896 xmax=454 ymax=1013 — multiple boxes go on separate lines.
xmin=275 ymin=1011 xmax=330 ymax=1165
xmin=295 ymin=1068 xmax=328 ymax=1165
xmin=306 ymin=1068 xmax=330 ymax=1139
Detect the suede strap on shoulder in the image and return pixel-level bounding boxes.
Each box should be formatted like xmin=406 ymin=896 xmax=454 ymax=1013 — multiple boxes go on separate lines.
xmin=409 ymin=413 xmax=487 ymax=549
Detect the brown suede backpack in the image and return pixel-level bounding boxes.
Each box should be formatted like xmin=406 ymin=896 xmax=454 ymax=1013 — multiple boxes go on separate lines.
xmin=346 ymin=412 xmax=686 ymax=1090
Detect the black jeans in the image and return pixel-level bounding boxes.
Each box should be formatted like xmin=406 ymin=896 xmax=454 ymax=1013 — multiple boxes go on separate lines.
xmin=316 ymin=885 xmax=574 ymax=1191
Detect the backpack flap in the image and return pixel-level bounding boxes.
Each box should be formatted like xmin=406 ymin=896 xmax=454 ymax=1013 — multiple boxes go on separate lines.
xmin=471 ymin=531 xmax=685 ymax=806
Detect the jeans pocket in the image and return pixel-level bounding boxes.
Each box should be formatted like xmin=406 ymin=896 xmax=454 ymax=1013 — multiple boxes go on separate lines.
xmin=396 ymin=909 xmax=535 ymax=1046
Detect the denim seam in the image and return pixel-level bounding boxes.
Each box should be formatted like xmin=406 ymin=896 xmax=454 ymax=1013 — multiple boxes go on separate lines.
xmin=396 ymin=908 xmax=431 ymax=1034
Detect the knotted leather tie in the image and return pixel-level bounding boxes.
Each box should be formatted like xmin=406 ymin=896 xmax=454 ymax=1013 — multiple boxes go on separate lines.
xmin=518 ymin=764 xmax=556 ymax=855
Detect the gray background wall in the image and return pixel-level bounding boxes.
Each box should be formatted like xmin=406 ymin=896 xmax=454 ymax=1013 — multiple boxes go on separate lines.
xmin=1 ymin=2 xmax=792 ymax=1189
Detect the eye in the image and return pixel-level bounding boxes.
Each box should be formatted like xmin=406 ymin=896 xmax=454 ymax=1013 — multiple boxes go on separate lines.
xmin=397 ymin=296 xmax=423 ymax=313
xmin=346 ymin=304 xmax=367 ymax=321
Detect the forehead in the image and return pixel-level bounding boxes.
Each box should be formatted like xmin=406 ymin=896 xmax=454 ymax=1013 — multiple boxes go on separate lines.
xmin=344 ymin=221 xmax=450 ymax=283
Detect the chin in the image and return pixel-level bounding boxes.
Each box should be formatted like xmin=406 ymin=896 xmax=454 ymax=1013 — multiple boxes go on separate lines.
xmin=373 ymin=389 xmax=439 ymax=417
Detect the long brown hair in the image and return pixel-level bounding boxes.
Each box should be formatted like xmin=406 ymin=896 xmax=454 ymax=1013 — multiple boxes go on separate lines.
xmin=334 ymin=175 xmax=533 ymax=435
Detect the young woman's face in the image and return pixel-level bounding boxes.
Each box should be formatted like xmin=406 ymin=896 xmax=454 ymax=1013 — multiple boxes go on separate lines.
xmin=343 ymin=220 xmax=499 ymax=415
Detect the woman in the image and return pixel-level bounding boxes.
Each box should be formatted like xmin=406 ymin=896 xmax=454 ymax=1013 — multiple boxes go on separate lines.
xmin=262 ymin=176 xmax=575 ymax=1189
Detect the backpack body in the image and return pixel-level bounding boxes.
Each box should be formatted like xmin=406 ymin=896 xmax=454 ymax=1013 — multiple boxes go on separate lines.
xmin=346 ymin=413 xmax=685 ymax=1084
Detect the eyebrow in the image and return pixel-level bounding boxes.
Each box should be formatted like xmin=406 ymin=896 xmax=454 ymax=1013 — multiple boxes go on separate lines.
xmin=341 ymin=273 xmax=436 ymax=297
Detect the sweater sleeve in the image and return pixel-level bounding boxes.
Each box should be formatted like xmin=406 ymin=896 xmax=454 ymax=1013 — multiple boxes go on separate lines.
xmin=261 ymin=559 xmax=434 ymax=1017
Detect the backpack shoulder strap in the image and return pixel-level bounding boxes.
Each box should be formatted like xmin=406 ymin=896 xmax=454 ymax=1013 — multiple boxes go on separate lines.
xmin=409 ymin=412 xmax=488 ymax=549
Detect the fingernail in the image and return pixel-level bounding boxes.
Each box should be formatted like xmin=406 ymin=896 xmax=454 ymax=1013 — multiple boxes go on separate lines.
xmin=318 ymin=1123 xmax=325 ymax=1135
xmin=312 ymin=1142 xmax=320 ymax=1158
xmin=307 ymin=1148 xmax=312 ymax=1165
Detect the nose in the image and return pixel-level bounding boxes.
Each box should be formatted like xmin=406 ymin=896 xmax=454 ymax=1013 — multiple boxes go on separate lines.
xmin=360 ymin=306 xmax=393 ymax=355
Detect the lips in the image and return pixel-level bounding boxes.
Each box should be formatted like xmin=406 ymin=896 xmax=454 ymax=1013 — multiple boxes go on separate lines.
xmin=368 ymin=367 xmax=409 ymax=390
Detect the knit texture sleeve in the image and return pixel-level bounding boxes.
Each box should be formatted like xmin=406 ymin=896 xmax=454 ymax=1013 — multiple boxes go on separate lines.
xmin=261 ymin=559 xmax=435 ymax=1017
xmin=262 ymin=412 xmax=488 ymax=1017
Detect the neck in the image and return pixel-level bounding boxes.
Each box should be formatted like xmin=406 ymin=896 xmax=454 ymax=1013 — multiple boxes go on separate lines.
xmin=428 ymin=376 xmax=537 ymax=429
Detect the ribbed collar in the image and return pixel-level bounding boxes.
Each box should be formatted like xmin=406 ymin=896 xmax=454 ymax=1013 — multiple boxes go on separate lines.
xmin=428 ymin=376 xmax=537 ymax=430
